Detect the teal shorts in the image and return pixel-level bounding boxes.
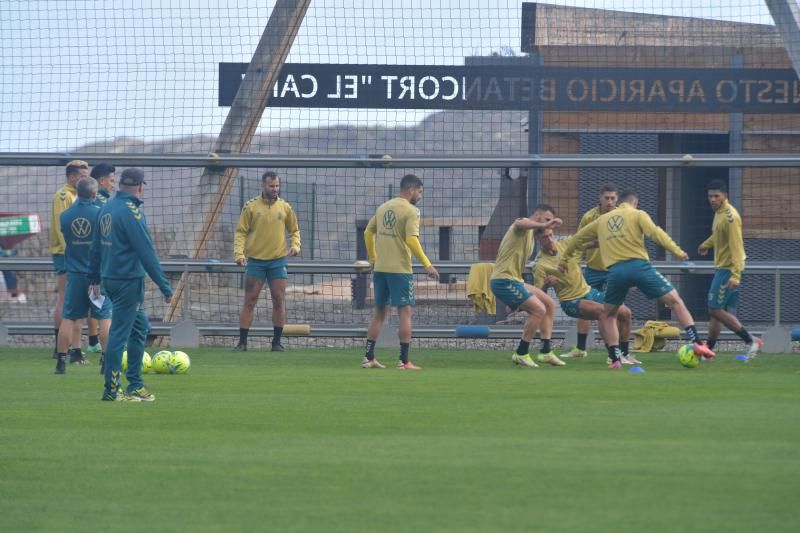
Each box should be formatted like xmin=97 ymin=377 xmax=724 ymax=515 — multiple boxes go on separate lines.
xmin=62 ymin=272 xmax=113 ymax=320
xmin=246 ymin=257 xmax=288 ymax=283
xmin=373 ymin=272 xmax=414 ymax=307
xmin=52 ymin=254 xmax=66 ymax=275
xmin=708 ymin=269 xmax=739 ymax=310
xmin=490 ymin=278 xmax=533 ymax=311
xmin=605 ymin=259 xmax=674 ymax=306
xmin=561 ymin=288 xmax=605 ymax=319
xmin=583 ymin=267 xmax=608 ymax=291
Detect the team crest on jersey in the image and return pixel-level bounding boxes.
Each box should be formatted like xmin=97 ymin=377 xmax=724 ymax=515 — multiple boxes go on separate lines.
xmin=100 ymin=213 xmax=112 ymax=237
xmin=607 ymin=215 xmax=624 ymax=233
xmin=70 ymin=217 xmax=92 ymax=238
xmin=383 ymin=210 xmax=397 ymax=229
xmin=277 ymin=212 xmax=283 ymax=220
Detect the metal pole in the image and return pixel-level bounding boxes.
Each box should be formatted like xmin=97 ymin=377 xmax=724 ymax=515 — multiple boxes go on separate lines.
xmin=774 ymin=269 xmax=781 ymax=326
xmin=310 ymin=183 xmax=316 ymax=285
xmin=182 ymin=264 xmax=190 ymax=322
xmin=527 ymin=54 xmax=544 ymax=213
xmin=765 ymin=0 xmax=800 ymax=80
xmin=728 ymin=55 xmax=743 ymax=208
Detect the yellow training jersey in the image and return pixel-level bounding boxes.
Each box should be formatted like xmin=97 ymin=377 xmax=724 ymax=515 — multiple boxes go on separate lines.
xmin=700 ymin=199 xmax=746 ymax=283
xmin=234 ymin=196 xmax=301 ymax=261
xmin=533 ymin=236 xmax=591 ymax=301
xmin=578 ymin=206 xmax=609 ymax=271
xmin=491 ymin=224 xmax=534 ymax=282
xmin=366 ymin=197 xmax=421 ymax=274
xmin=49 ymin=183 xmax=77 ymax=255
xmin=561 ymin=202 xmax=684 ymax=269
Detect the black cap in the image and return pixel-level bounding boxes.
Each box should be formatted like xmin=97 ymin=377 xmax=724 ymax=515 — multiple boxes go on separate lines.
xmin=119 ymin=168 xmax=146 ymax=186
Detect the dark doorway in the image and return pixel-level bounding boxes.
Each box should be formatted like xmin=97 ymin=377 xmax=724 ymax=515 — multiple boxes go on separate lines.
xmin=660 ymin=133 xmax=729 ymax=320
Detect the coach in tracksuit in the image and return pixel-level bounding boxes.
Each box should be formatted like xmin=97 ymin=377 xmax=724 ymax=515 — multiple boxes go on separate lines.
xmin=90 ymin=168 xmax=173 ymax=402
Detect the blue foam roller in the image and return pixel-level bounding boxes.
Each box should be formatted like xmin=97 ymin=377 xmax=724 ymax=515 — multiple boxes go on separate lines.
xmin=734 ymin=354 xmax=748 ymax=361
xmin=455 ymin=325 xmax=490 ymax=338
xmin=792 ymin=328 xmax=800 ymax=342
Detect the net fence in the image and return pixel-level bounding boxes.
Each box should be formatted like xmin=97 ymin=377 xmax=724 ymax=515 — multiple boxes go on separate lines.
xmin=1 ymin=1 xmax=799 ymax=342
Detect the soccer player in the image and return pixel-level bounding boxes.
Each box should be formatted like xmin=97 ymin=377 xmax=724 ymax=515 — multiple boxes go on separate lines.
xmin=361 ymin=174 xmax=439 ymax=370
xmin=490 ymin=204 xmax=564 ymax=368
xmin=90 ymin=168 xmax=173 ymax=401
xmin=234 ymin=171 xmax=301 ymax=352
xmin=50 ymin=160 xmax=89 ymax=357
xmin=566 ymin=183 xmax=618 ymax=359
xmin=559 ymin=190 xmax=716 ymax=369
xmin=698 ymin=180 xmax=761 ymax=359
xmin=533 ymin=227 xmax=637 ymax=364
xmin=54 ymin=178 xmax=112 ymax=373
xmin=82 ymin=162 xmax=116 ymax=357
xmin=91 ymin=162 xmax=116 ymax=205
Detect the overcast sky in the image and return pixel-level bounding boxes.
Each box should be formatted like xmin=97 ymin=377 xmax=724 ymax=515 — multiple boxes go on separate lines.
xmin=0 ymin=0 xmax=777 ymax=152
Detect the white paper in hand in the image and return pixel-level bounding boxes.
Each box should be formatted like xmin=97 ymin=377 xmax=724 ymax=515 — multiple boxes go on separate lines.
xmin=88 ymin=285 xmax=105 ymax=308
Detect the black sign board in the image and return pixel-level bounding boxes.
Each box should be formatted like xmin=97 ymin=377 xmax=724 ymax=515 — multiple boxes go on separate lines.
xmin=219 ymin=62 xmax=800 ymax=113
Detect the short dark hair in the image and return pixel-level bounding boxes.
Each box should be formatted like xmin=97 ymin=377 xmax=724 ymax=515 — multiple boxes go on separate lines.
xmin=90 ymin=162 xmax=115 ymax=180
xmin=618 ymin=190 xmax=638 ymax=203
xmin=600 ymin=183 xmax=618 ymax=194
xmin=400 ymin=174 xmax=423 ymax=192
xmin=262 ymin=171 xmax=279 ymax=182
xmin=76 ymin=177 xmax=97 ymax=199
xmin=65 ymin=160 xmax=89 ymax=178
xmin=707 ymin=180 xmax=728 ymax=193
xmin=533 ymin=203 xmax=556 ymax=216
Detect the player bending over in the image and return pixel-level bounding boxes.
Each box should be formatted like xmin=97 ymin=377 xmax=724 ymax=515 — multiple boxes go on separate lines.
xmin=490 ymin=205 xmax=564 ymax=368
xmin=534 ymin=227 xmax=637 ymax=365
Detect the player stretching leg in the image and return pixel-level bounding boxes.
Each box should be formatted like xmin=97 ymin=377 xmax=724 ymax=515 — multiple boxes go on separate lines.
xmin=560 ymin=190 xmax=715 ymax=369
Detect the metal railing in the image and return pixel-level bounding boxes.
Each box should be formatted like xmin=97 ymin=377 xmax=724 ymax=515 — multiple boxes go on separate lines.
xmin=4 ymin=152 xmax=800 ymax=169
xmin=1 ymin=258 xmax=798 ymax=342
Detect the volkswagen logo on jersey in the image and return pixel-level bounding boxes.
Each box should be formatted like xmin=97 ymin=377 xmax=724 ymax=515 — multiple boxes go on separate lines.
xmin=100 ymin=213 xmax=112 ymax=237
xmin=383 ymin=210 xmax=397 ymax=229
xmin=70 ymin=217 xmax=92 ymax=238
xmin=607 ymin=215 xmax=624 ymax=233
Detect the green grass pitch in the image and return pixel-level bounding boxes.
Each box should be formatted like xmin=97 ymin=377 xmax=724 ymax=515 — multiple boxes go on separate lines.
xmin=1 ymin=347 xmax=799 ymax=532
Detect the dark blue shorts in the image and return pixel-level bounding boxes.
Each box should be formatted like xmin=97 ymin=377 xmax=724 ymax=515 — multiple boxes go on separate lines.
xmin=708 ymin=269 xmax=740 ymax=311
xmin=373 ymin=272 xmax=414 ymax=307
xmin=246 ymin=257 xmax=288 ymax=283
xmin=605 ymin=259 xmax=674 ymax=306
xmin=583 ymin=266 xmax=608 ymax=291
xmin=490 ymin=278 xmax=534 ymax=311
xmin=62 ymin=272 xmax=112 ymax=320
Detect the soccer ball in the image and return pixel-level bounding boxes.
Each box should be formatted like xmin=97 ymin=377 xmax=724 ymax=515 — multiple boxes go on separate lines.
xmin=121 ymin=350 xmax=151 ymax=373
xmin=677 ymin=344 xmax=699 ymax=368
xmin=168 ymin=351 xmax=191 ymax=374
xmin=152 ymin=350 xmax=172 ymax=374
